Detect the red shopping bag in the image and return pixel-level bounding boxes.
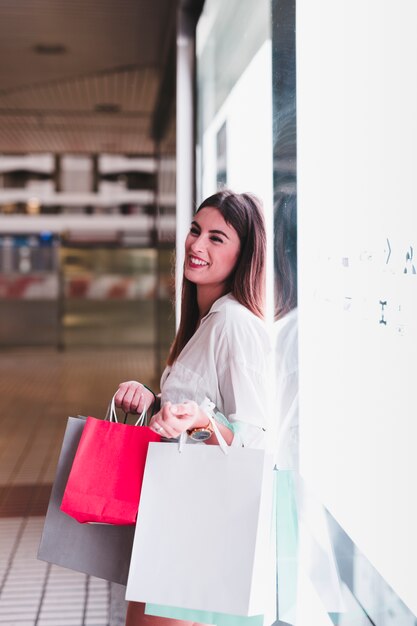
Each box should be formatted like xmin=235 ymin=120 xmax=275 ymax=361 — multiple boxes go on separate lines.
xmin=60 ymin=401 xmax=161 ymax=525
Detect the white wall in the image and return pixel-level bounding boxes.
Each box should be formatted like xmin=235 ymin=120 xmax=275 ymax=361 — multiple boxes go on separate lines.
xmin=297 ymin=0 xmax=417 ymax=616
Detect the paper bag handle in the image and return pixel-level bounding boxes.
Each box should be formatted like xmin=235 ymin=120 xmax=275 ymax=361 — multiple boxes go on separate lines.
xmin=106 ymin=393 xmax=147 ymax=427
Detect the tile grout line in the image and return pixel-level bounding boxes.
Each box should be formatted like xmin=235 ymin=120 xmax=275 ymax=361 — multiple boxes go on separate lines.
xmin=0 ymin=517 xmax=28 ymax=597
xmin=34 ymin=561 xmax=51 ymax=626
xmin=81 ymin=574 xmax=89 ymax=626
xmin=107 ymin=580 xmax=111 ymax=626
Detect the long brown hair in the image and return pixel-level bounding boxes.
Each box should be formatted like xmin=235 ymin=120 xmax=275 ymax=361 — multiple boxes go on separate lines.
xmin=274 ymin=192 xmax=297 ymax=319
xmin=167 ymin=189 xmax=266 ymax=365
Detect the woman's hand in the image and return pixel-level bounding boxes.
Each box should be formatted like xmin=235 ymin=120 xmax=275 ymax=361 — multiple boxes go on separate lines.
xmin=149 ymin=400 xmax=206 ymax=438
xmin=114 ymin=381 xmax=155 ymax=415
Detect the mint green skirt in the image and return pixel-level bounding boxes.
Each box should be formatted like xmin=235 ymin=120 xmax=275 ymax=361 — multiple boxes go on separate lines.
xmin=144 ymin=470 xmax=299 ymax=626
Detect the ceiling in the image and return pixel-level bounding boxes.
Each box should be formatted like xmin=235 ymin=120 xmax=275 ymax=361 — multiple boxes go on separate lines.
xmin=0 ymin=0 xmax=177 ymax=155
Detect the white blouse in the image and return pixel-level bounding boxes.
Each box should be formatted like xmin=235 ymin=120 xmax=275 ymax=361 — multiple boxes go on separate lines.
xmin=160 ymin=293 xmax=271 ymax=448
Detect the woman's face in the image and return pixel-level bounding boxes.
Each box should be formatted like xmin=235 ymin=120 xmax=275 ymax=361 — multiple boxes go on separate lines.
xmin=184 ymin=207 xmax=241 ymax=291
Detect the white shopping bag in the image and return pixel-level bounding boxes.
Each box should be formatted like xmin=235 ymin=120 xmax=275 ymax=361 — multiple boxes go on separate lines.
xmin=126 ymin=413 xmax=274 ymax=617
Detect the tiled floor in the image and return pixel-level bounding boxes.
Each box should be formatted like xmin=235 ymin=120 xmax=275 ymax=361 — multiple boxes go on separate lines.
xmin=0 ymin=517 xmax=109 ymax=626
xmin=0 ymin=349 xmax=156 ymax=626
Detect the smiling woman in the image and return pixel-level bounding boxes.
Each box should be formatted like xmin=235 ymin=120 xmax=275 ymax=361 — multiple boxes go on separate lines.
xmin=115 ymin=189 xmax=271 ymax=626
xmin=167 ymin=190 xmax=266 ymax=367
xmin=184 ymin=207 xmax=241 ymax=319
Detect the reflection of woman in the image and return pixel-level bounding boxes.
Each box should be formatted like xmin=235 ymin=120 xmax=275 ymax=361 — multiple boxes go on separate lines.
xmin=115 ymin=189 xmax=270 ymax=626
xmin=273 ymin=192 xmax=299 ymax=625
xmin=274 ymin=192 xmax=298 ymax=470
xmin=274 ymin=193 xmax=343 ymax=622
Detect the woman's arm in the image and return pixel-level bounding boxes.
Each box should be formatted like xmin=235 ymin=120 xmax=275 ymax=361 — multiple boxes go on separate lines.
xmin=217 ymin=317 xmax=271 ymax=448
xmin=148 ymin=401 xmax=234 ymax=445
xmin=219 ymin=358 xmax=270 ymax=448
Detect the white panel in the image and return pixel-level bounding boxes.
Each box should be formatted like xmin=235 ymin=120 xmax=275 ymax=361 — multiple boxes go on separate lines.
xmin=201 ymin=42 xmax=273 ymax=205
xmin=201 ymin=42 xmax=274 ymax=319
xmin=297 ymin=0 xmax=417 ymax=616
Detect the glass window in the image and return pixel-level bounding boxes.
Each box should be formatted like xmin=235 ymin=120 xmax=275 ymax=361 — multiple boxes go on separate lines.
xmin=196 ymin=0 xmax=273 ymax=206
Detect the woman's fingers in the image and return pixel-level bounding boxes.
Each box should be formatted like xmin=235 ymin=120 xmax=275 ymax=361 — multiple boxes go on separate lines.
xmin=131 ymin=386 xmax=145 ymax=413
xmin=114 ymin=382 xmax=131 ymax=410
xmin=150 ymin=418 xmax=179 ymax=439
xmin=120 ymin=384 xmax=138 ymax=413
xmin=149 ymin=404 xmax=184 ymax=438
xmin=114 ymin=381 xmax=146 ymax=414
xmin=147 ymin=402 xmax=202 ymax=439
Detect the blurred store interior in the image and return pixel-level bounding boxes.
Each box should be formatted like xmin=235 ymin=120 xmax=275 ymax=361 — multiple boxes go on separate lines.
xmin=0 ymin=0 xmax=178 ymax=371
xmin=0 ymin=1 xmax=180 ymax=622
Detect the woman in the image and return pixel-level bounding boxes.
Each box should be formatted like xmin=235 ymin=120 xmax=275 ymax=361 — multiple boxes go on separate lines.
xmin=274 ymin=191 xmax=298 ymax=470
xmin=115 ymin=189 xmax=271 ymax=626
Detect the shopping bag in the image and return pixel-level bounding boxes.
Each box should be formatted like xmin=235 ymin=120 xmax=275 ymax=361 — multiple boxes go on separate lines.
xmin=145 ymin=605 xmax=266 ymax=626
xmin=126 ymin=415 xmax=274 ymax=617
xmin=60 ymin=396 xmax=161 ymax=525
xmin=276 ymin=470 xmax=299 ymax=625
xmin=38 ymin=416 xmax=135 ymax=584
xmin=143 ymin=469 xmax=278 ymax=626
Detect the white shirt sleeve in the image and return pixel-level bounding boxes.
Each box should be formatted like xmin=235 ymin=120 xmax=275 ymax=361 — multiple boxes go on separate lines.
xmin=220 ymin=356 xmax=268 ymax=448
xmin=217 ymin=309 xmax=271 ymax=449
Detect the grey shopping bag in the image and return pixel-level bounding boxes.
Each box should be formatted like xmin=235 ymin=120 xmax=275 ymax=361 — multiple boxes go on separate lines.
xmin=37 ymin=416 xmax=135 ymax=584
